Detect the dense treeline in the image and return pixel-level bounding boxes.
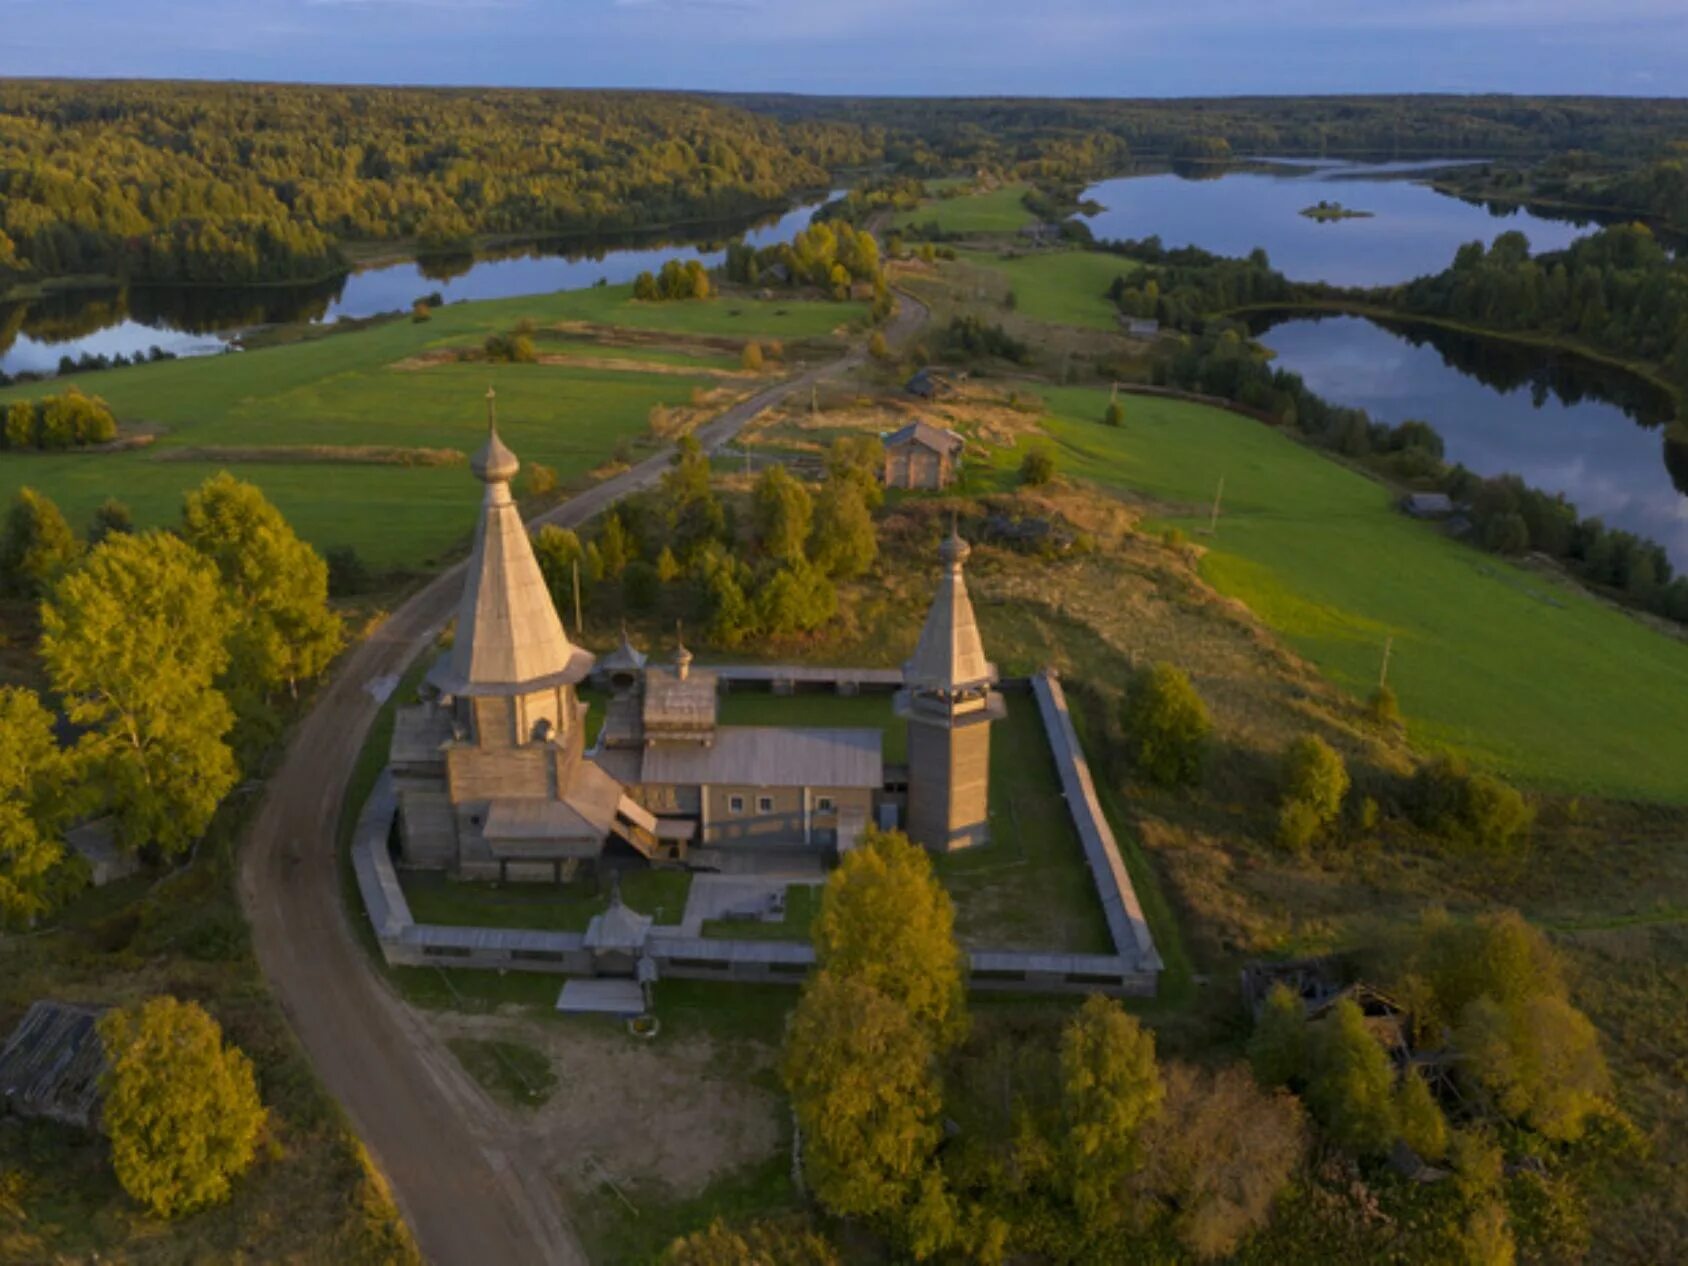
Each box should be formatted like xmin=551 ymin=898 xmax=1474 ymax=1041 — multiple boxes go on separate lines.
xmin=0 ymin=81 xmax=874 ymax=286
xmin=1392 ymin=223 xmax=1688 ymax=395
xmin=1438 ymin=147 xmax=1688 ymax=234
xmin=724 ymin=220 xmax=883 ymax=300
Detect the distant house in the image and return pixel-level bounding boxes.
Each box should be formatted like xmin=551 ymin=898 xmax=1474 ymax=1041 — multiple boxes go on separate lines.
xmin=883 ymin=420 xmax=966 ymax=490
xmin=1400 ymin=492 xmax=1455 ymax=519
xmin=1019 ymin=221 xmax=1063 ymax=246
xmin=1119 ymin=315 xmax=1160 ymax=338
xmin=64 ymin=817 xmax=140 ymax=887
xmin=904 ymin=367 xmax=938 ymax=399
xmin=0 ymin=1000 xmax=109 ymax=1130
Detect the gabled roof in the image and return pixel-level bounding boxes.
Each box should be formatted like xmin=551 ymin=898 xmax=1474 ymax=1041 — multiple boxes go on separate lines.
xmin=904 ymin=531 xmax=995 ymax=695
xmin=640 ymin=726 xmax=883 ymax=789
xmin=430 ymin=395 xmax=593 ymax=698
xmin=885 ymin=420 xmax=964 ymax=455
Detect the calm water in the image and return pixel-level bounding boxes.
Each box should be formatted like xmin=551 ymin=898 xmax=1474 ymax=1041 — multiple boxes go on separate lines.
xmin=0 ymin=191 xmax=839 ymax=377
xmin=1079 ymin=161 xmax=1604 ymax=287
xmin=1255 ymin=313 xmax=1688 ymax=569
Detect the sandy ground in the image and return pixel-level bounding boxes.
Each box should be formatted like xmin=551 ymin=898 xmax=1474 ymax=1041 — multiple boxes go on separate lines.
xmin=238 ymin=292 xmax=927 ymax=1266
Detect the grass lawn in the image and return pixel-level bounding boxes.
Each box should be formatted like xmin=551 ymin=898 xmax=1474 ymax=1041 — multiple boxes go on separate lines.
xmin=933 ymin=691 xmax=1114 ymax=954
xmin=954 ymin=248 xmax=1139 ymax=331
xmin=715 ymin=688 xmax=908 ymax=763
xmin=893 ymin=184 xmax=1035 ymax=234
xmin=400 ymin=867 xmax=692 ymax=933
xmin=446 ymin=1037 xmax=557 ymax=1109
xmin=0 ymin=283 xmax=863 ymax=567
xmin=1023 ymin=386 xmax=1688 ymax=801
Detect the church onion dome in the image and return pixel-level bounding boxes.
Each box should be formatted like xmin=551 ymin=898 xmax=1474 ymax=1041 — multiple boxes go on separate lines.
xmin=472 ymin=426 xmax=520 ymax=484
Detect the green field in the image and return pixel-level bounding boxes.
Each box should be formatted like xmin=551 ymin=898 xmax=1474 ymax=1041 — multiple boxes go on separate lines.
xmin=1024 ymin=387 xmax=1688 ymax=801
xmin=893 ymin=184 xmax=1035 ymax=234
xmin=955 ymin=248 xmax=1137 ymax=330
xmin=0 ymin=284 xmax=863 ymax=567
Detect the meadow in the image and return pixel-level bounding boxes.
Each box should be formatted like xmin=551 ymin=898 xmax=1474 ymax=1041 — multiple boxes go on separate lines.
xmin=1015 ymin=386 xmax=1688 ymax=801
xmin=0 ymin=284 xmax=865 ymax=567
xmin=953 ymin=247 xmax=1138 ymax=330
xmin=892 ymin=184 xmax=1036 ymax=234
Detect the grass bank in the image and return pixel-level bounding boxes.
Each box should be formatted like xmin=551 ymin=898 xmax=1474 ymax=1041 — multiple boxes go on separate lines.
xmin=1023 ymin=386 xmax=1688 ymax=801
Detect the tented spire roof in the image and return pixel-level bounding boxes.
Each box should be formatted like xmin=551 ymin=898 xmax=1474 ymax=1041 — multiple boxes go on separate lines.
xmin=431 ymin=390 xmax=593 ymax=697
xmin=903 ymin=528 xmax=995 ymax=695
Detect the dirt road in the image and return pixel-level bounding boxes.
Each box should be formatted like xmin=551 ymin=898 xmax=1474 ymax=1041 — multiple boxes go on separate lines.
xmin=237 ymin=295 xmax=925 ymax=1266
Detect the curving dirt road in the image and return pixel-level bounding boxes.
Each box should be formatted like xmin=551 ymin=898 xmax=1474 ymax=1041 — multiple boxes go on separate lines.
xmin=237 ymin=295 xmax=926 ymax=1266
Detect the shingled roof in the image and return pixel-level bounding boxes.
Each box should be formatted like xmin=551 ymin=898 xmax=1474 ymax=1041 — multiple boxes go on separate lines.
xmin=885 ymin=420 xmax=964 ymax=455
xmin=903 ymin=530 xmax=996 ymax=695
xmin=431 ymin=390 xmax=593 ymax=698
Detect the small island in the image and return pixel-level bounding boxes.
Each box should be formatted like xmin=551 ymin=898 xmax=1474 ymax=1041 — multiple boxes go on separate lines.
xmin=1299 ymin=199 xmax=1374 ymax=222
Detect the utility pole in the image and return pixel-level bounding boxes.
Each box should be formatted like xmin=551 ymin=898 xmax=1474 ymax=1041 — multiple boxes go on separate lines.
xmin=571 ymin=558 xmax=583 ymax=635
xmin=1207 ymin=475 xmax=1225 ymax=535
xmin=1378 ymin=635 xmax=1393 ymax=691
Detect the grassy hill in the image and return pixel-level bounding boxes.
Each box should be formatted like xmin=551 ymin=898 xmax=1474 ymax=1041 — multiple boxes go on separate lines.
xmin=0 ymin=285 xmax=864 ymax=567
xmin=892 ymin=184 xmax=1036 ymax=234
xmin=1009 ymin=387 xmax=1688 ymax=801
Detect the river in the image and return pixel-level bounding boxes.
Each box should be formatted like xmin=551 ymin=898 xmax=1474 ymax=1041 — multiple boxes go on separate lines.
xmin=1254 ymin=312 xmax=1688 ymax=570
xmin=0 ymin=191 xmax=840 ymax=378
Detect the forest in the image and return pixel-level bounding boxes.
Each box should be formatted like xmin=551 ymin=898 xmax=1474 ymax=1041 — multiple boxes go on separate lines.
xmin=0 ymin=82 xmax=875 ymax=286
xmin=7 ymin=85 xmax=1688 ymax=289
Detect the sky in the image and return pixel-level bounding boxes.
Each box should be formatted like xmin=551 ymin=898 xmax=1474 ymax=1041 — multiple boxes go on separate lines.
xmin=2 ymin=0 xmax=1685 ymax=97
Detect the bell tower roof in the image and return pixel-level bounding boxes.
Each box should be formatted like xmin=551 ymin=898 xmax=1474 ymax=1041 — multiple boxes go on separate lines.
xmin=429 ymin=389 xmax=593 ymax=698
xmin=903 ymin=526 xmax=995 ymax=696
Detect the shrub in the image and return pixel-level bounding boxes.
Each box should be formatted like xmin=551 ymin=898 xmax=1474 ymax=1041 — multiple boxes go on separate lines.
xmin=1019 ymin=448 xmax=1055 ymax=487
xmin=868 ymin=330 xmax=890 ymax=361
xmin=1248 ymin=983 xmax=1308 ymax=1088
xmin=1305 ymin=997 xmax=1397 ymax=1157
xmin=324 ymin=545 xmax=371 ymax=596
xmin=1408 ymin=756 xmax=1532 ymax=858
xmin=1276 ymin=735 xmax=1349 ymax=852
xmin=1104 ymin=400 xmax=1124 ymax=427
xmin=1395 ymin=1069 xmax=1449 ymax=1160
xmin=1366 ymin=683 xmax=1401 ymax=727
xmin=1122 ymin=662 xmax=1210 ymax=788
xmin=742 ymin=340 xmax=765 ymax=372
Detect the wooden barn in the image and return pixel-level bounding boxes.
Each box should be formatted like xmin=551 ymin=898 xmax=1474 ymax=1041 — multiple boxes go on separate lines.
xmin=883 ymin=420 xmax=966 ymax=491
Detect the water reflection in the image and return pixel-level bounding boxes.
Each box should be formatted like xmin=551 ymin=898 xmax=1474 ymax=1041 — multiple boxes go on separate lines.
xmin=0 ymin=191 xmax=838 ymax=377
xmin=1254 ymin=313 xmax=1688 ymax=567
xmin=1079 ymin=161 xmax=1605 ymax=287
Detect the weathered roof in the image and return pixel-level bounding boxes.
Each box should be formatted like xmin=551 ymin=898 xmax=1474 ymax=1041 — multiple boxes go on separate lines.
xmin=904 ymin=531 xmax=996 ymax=695
xmin=641 ymin=726 xmax=883 ymax=789
xmin=584 ymin=898 xmax=653 ymax=953
xmin=481 ymin=759 xmax=627 ymax=859
xmin=0 ymin=1000 xmax=108 ymax=1130
xmin=431 ymin=407 xmax=593 ymax=698
xmin=641 ymin=664 xmax=719 ymax=734
xmin=390 ymin=703 xmax=454 ymax=768
xmin=885 ymin=420 xmax=964 ymax=455
xmin=598 ymin=628 xmax=648 ymax=675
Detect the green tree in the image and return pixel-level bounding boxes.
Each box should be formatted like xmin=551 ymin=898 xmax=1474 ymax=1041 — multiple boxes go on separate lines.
xmin=1 ymin=487 xmax=80 ymax=598
xmin=41 ymin=532 xmax=237 ymax=856
xmin=88 ymin=497 xmax=134 ymax=547
xmin=1019 ymin=448 xmax=1055 ymax=487
xmin=99 ymin=996 xmax=265 ymax=1219
xmin=1061 ymin=994 xmax=1164 ymax=1231
xmin=751 ymin=465 xmax=813 ymax=563
xmin=1394 ymin=1068 xmax=1449 ymax=1160
xmin=813 ymin=827 xmax=967 ymax=1050
xmin=0 ymin=686 xmax=78 ymax=924
xmin=533 ymin=525 xmax=584 ymax=612
xmin=781 ymin=973 xmax=944 ymax=1222
xmin=1249 ymin=982 xmax=1308 ymax=1087
xmin=1455 ymin=993 xmax=1609 ymax=1141
xmin=662 ymin=1218 xmax=840 ymax=1266
xmin=754 ymin=559 xmax=837 ymax=636
xmin=1305 ymin=997 xmax=1398 ymax=1157
xmin=1122 ymin=662 xmax=1211 ymax=788
xmin=180 ymin=473 xmax=342 ymax=698
xmin=2 ymin=400 xmax=33 ymax=450
xmin=809 ymin=479 xmax=877 ymax=579
xmin=824 ymin=434 xmax=886 ymax=510
xmin=598 ymin=511 xmax=631 ymax=580
xmin=1277 ymin=734 xmax=1349 ymax=852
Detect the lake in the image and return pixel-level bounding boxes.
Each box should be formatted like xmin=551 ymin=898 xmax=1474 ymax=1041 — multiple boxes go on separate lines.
xmin=1079 ymin=160 xmax=1605 ymax=287
xmin=1254 ymin=313 xmax=1688 ymax=569
xmin=0 ymin=191 xmax=840 ymax=377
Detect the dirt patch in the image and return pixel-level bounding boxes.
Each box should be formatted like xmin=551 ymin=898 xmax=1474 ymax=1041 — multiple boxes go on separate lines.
xmin=426 ymin=1011 xmax=781 ymax=1199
